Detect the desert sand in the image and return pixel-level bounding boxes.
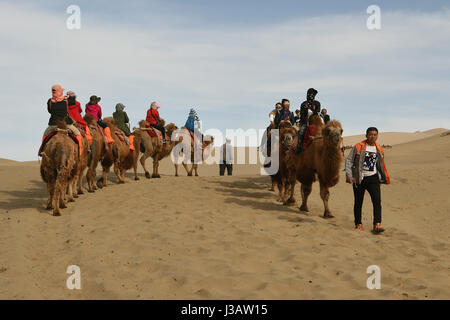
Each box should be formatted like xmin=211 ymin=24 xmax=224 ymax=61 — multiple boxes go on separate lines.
xmin=0 ymin=129 xmax=449 ymax=299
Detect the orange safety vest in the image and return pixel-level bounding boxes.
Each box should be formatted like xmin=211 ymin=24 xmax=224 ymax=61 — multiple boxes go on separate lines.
xmin=355 ymin=140 xmax=390 ymax=184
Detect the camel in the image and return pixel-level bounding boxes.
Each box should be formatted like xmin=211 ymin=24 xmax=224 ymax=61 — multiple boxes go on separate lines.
xmin=291 ymin=115 xmax=343 ymax=218
xmin=98 ymin=117 xmax=141 ymax=187
xmin=174 ymin=127 xmax=214 ymax=176
xmin=84 ymin=115 xmax=106 ymax=193
xmin=135 ymin=120 xmax=179 ymax=178
xmin=277 ymin=121 xmax=298 ymax=205
xmin=39 ymin=121 xmax=78 ymax=216
xmin=69 ymin=125 xmax=89 ymax=197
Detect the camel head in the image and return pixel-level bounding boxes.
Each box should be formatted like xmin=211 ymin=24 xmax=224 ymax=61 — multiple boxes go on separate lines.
xmin=203 ymin=135 xmax=214 ymax=147
xmin=280 ymin=125 xmax=297 ymax=149
xmin=165 ymin=123 xmax=178 ymax=140
xmin=322 ymin=120 xmax=343 ymax=147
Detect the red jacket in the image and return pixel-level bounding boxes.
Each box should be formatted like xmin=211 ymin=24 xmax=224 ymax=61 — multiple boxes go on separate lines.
xmin=68 ymin=101 xmax=86 ymax=126
xmin=146 ymin=108 xmax=160 ymax=125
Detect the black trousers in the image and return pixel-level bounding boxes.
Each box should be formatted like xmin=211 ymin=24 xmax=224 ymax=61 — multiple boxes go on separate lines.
xmin=219 ymin=162 xmax=233 ymax=176
xmin=97 ymin=119 xmax=107 ymax=129
xmin=353 ymin=174 xmax=382 ymax=226
xmin=150 ymin=124 xmax=166 ymax=139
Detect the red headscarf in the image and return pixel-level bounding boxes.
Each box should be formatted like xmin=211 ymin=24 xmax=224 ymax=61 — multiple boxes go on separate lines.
xmin=51 ymin=84 xmax=65 ymax=103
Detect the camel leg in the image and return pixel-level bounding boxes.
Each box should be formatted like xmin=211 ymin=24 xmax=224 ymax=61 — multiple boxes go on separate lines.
xmin=53 ymin=186 xmax=61 ymax=216
xmin=98 ymin=165 xmax=109 ymax=188
xmin=276 ymin=181 xmax=284 ymax=202
xmin=133 ymin=155 xmax=139 ymax=181
xmin=67 ymin=178 xmax=75 ymax=203
xmin=53 ymin=177 xmax=66 ymax=215
xmin=59 ymin=182 xmax=68 ymax=209
xmin=193 ymin=164 xmax=199 ymax=176
xmin=283 ymin=180 xmax=296 ymax=206
xmin=77 ymin=169 xmax=85 ymax=195
xmin=156 ymin=160 xmax=161 ymax=178
xmin=46 ymin=182 xmax=54 ymax=210
xmin=71 ymin=175 xmax=79 ymax=199
xmin=87 ymin=166 xmax=96 ymax=192
xmin=182 ymin=162 xmax=192 ymax=176
xmin=299 ymin=183 xmax=312 ymax=212
xmin=269 ymin=177 xmax=276 ymax=191
xmin=140 ymin=154 xmax=151 ymax=179
xmin=287 ymin=176 xmax=297 ymax=205
xmin=114 ymin=161 xmax=125 ymax=184
xmin=151 ymin=158 xmax=159 ymax=178
xmin=320 ymin=182 xmax=334 ymax=218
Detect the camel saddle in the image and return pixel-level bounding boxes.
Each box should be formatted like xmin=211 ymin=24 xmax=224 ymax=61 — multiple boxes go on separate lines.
xmin=114 ymin=128 xmax=129 ymax=145
xmin=39 ymin=130 xmax=79 ymax=156
xmin=302 ymin=124 xmax=319 ymax=150
xmin=145 ymin=125 xmax=163 ymax=145
xmin=73 ymin=122 xmax=86 ymax=138
xmin=145 ymin=125 xmax=158 ymax=138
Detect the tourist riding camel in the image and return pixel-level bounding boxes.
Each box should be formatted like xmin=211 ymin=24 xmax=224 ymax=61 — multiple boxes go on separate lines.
xmin=295 ymin=88 xmax=321 ymax=154
xmin=67 ymin=91 xmax=93 ymax=144
xmin=146 ymin=101 xmax=169 ymax=143
xmin=274 ymin=99 xmax=295 ymax=129
xmin=291 ymin=115 xmax=343 ymax=218
xmin=113 ymin=103 xmax=131 ymax=136
xmin=40 ymin=120 xmax=78 ymax=216
xmin=85 ymin=95 xmax=115 ymax=145
xmin=41 ymin=84 xmax=83 ymax=157
xmin=320 ymin=108 xmax=330 ymax=125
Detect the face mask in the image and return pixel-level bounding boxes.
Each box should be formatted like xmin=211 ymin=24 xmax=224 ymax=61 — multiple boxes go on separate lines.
xmin=68 ymin=96 xmax=76 ymax=105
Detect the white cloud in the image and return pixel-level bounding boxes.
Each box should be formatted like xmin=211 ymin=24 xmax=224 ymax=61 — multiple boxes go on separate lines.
xmin=0 ymin=3 xmax=449 ymax=160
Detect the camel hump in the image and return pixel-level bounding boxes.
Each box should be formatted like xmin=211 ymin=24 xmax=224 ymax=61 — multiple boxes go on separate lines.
xmin=83 ymin=114 xmax=95 ymax=125
xmin=138 ymin=120 xmax=148 ymax=128
xmin=102 ymin=117 xmax=115 ymax=127
xmin=55 ymin=120 xmax=68 ymax=130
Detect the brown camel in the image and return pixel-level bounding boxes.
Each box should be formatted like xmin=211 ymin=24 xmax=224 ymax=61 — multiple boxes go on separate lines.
xmin=174 ymin=127 xmax=214 ymax=176
xmin=69 ymin=126 xmax=89 ymax=197
xmin=291 ymin=116 xmax=343 ymax=218
xmin=277 ymin=121 xmax=298 ymax=205
xmin=135 ymin=120 xmax=179 ymax=178
xmin=97 ymin=117 xmax=141 ymax=187
xmin=84 ymin=115 xmax=106 ymax=193
xmin=39 ymin=121 xmax=78 ymax=216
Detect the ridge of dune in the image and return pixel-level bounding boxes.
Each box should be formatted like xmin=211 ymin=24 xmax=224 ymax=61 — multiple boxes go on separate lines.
xmin=342 ymin=128 xmax=449 ymax=147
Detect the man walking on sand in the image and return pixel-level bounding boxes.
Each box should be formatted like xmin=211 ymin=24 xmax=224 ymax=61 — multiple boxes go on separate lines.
xmin=219 ymin=138 xmax=234 ymax=176
xmin=345 ymin=127 xmax=390 ymax=233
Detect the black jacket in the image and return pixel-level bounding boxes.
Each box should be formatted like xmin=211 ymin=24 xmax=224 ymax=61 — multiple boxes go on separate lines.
xmin=299 ymin=100 xmax=321 ymax=125
xmin=47 ymin=99 xmax=73 ymax=126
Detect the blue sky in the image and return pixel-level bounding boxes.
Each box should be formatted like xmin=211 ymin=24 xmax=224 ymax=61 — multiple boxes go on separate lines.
xmin=0 ymin=1 xmax=449 ymax=160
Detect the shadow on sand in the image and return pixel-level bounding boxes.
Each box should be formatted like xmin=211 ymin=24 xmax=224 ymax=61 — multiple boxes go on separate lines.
xmin=0 ymin=179 xmax=48 ymax=212
xmin=210 ymin=176 xmax=316 ymax=224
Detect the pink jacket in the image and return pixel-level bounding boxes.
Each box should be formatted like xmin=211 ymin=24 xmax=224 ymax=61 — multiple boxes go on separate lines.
xmin=85 ymin=104 xmax=102 ymax=121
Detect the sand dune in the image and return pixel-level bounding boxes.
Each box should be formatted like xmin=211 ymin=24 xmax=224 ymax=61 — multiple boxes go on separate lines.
xmin=342 ymin=128 xmax=449 ymax=147
xmin=0 ymin=130 xmax=449 ymax=299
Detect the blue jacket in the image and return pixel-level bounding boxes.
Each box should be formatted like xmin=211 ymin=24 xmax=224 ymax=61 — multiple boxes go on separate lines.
xmin=185 ymin=115 xmax=195 ymax=132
